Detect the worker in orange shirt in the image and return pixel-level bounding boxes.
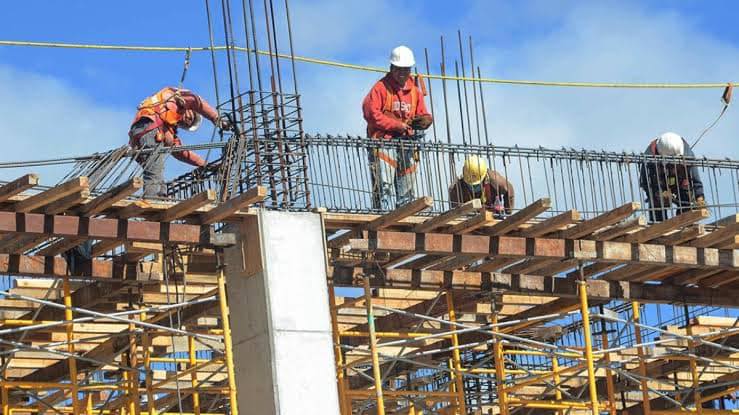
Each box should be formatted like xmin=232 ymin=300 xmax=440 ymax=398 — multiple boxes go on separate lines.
xmin=128 ymin=87 xmax=231 ymax=198
xmin=449 ymin=156 xmax=515 ymax=216
xmin=362 ymin=46 xmax=433 ymax=210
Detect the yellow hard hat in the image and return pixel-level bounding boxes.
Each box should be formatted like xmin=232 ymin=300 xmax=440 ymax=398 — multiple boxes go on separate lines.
xmin=462 ymin=155 xmax=488 ymax=186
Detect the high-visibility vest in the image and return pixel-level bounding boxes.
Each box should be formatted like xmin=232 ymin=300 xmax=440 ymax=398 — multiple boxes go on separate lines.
xmin=129 ymin=87 xmax=183 ymax=144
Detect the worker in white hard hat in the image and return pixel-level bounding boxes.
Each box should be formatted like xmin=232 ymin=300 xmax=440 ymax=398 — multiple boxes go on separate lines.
xmin=449 ymin=155 xmax=515 ymax=216
xmin=128 ymin=87 xmax=232 ymax=198
xmin=362 ymin=45 xmax=433 ymax=209
xmin=639 ymin=132 xmax=706 ymax=222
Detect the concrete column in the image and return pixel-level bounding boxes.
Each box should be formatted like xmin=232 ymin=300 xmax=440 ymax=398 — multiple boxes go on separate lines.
xmin=225 ymin=210 xmax=341 ymax=415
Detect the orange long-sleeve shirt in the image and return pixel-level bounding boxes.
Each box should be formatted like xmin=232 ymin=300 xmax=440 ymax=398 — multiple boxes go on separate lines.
xmin=362 ymin=74 xmax=431 ymax=139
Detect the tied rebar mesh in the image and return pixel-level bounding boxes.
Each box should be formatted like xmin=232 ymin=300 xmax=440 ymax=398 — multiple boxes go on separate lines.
xmin=166 ymin=135 xmax=739 ymax=221
xmin=166 ymin=91 xmax=310 ymax=208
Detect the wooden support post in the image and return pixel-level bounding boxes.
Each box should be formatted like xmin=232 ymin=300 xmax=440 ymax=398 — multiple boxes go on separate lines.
xmin=63 ymin=275 xmax=80 ymax=414
xmin=598 ymin=305 xmax=617 ymax=415
xmin=188 ymin=335 xmax=201 ymax=415
xmin=684 ymin=305 xmax=703 ymax=415
xmin=127 ymin=292 xmax=140 ymax=415
xmin=141 ymin=311 xmax=157 ymax=415
xmin=328 ymin=284 xmax=351 ymax=415
xmin=492 ymin=308 xmax=509 ymax=415
xmin=578 ymin=272 xmax=600 ymax=415
xmin=217 ymin=255 xmax=239 ymax=415
xmin=1 ymin=384 xmax=8 ymax=415
xmin=632 ymin=301 xmax=651 ymax=415
xmin=446 ymin=291 xmax=467 ymax=414
xmin=363 ymin=277 xmax=386 ymax=415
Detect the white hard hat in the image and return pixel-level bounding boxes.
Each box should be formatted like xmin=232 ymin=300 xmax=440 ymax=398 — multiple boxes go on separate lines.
xmin=186 ymin=113 xmax=203 ymax=132
xmin=389 ymin=45 xmax=415 ymax=68
xmin=655 ymin=132 xmax=685 ymax=156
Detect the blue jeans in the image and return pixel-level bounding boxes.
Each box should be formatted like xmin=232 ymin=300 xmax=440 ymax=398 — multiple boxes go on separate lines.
xmin=369 ymin=146 xmax=417 ymax=210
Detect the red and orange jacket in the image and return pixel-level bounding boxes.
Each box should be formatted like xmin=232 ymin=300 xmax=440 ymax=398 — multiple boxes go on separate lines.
xmin=362 ymin=74 xmax=431 ymax=139
xmin=129 ymin=87 xmax=219 ymax=166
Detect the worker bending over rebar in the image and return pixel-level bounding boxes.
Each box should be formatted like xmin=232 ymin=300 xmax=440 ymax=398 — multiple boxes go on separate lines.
xmin=449 ymin=155 xmax=515 ymax=216
xmin=128 ymin=87 xmax=232 ymax=198
xmin=362 ymin=46 xmax=433 ymax=210
xmin=639 ymin=132 xmax=706 ymax=222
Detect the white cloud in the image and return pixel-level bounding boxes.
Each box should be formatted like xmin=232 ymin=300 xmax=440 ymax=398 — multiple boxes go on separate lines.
xmin=292 ymin=1 xmax=738 ymax=159
xmin=0 ymin=64 xmax=130 ymax=183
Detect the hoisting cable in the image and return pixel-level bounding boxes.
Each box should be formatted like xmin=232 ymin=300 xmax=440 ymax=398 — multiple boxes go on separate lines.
xmin=1 ymin=39 xmax=738 ymax=89
xmin=178 ymin=47 xmax=192 ymax=88
xmin=691 ymin=83 xmax=733 ymax=150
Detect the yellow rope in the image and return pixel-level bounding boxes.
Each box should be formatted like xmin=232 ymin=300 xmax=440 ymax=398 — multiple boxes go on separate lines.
xmin=0 ymin=39 xmax=735 ymax=89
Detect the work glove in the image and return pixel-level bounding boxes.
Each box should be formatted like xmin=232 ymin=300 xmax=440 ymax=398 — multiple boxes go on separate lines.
xmin=410 ymin=114 xmax=433 ymax=130
xmin=660 ymin=190 xmax=674 ymax=200
xmin=695 ymin=196 xmax=707 ymax=208
xmin=216 ymin=115 xmax=234 ymax=132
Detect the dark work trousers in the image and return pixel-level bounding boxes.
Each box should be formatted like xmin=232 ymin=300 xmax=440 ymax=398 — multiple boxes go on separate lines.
xmin=62 ymin=240 xmax=93 ymax=275
xmin=645 ymin=188 xmax=694 ymax=222
xmin=130 ymin=123 xmax=168 ymax=199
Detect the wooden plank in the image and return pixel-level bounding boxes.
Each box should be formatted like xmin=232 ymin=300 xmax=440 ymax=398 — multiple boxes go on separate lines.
xmin=114 ymin=200 xmax=152 ymax=219
xmin=559 ymin=202 xmax=640 ymax=239
xmin=329 ymin=266 xmax=739 ymax=306
xmin=484 ymin=198 xmax=551 ymax=236
xmin=618 ymin=209 xmax=709 ymax=244
xmin=519 ymin=209 xmax=579 ymax=238
xmin=668 ymin=269 xmax=722 ymax=286
xmin=76 ymin=177 xmax=143 ymax=216
xmin=91 ymin=240 xmax=124 ymax=257
xmin=368 ymin=196 xmax=433 ymax=231
xmin=0 ymin=174 xmax=39 ymax=203
xmin=13 ymin=177 xmax=89 ymax=213
xmin=427 ymin=254 xmax=486 ymax=271
xmin=651 ymin=224 xmax=705 ymax=245
xmin=696 ymin=271 xmax=739 ymax=288
xmin=44 ymin=190 xmax=90 ymax=215
xmin=329 ymin=196 xmax=434 ymax=248
xmin=591 ymin=216 xmax=646 ymax=241
xmin=157 ymin=190 xmax=216 ymax=222
xmin=446 ymin=209 xmax=493 ymax=234
xmin=468 ymin=257 xmax=520 ymax=272
xmin=200 ymin=186 xmax=267 ymax=225
xmin=688 ymin=214 xmax=739 ymax=248
xmin=413 ymin=199 xmax=481 ymax=233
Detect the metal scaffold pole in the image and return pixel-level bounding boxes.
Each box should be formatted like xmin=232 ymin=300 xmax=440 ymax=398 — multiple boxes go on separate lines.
xmin=578 ymin=271 xmax=600 ymax=415
xmin=217 ymin=250 xmax=239 ymax=415
xmin=363 ymin=276 xmax=386 ymax=415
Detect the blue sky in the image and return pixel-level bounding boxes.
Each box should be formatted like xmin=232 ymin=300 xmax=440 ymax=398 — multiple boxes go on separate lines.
xmin=0 ymin=0 xmax=738 ymax=182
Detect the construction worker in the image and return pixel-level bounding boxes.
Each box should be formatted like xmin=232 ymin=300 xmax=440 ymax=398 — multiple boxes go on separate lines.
xmin=449 ymin=155 xmax=515 ymax=215
xmin=128 ymin=87 xmax=231 ymax=198
xmin=639 ymin=132 xmax=706 ymax=222
xmin=362 ymin=45 xmax=433 ymax=209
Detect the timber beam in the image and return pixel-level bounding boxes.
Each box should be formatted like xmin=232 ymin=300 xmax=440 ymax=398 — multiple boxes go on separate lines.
xmin=0 ymin=211 xmax=204 ymax=244
xmin=347 ymin=230 xmax=739 ymax=270
xmin=329 ymin=266 xmax=739 ymax=306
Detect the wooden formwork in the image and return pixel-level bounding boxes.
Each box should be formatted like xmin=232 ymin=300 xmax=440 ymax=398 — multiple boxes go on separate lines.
xmin=0 ymin=176 xmax=737 ymax=415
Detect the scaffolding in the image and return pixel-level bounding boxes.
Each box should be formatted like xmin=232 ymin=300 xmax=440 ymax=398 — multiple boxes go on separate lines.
xmin=0 ymin=0 xmax=738 ymax=414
